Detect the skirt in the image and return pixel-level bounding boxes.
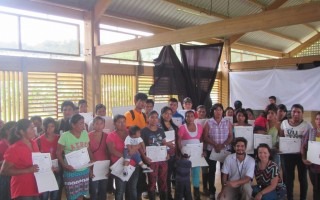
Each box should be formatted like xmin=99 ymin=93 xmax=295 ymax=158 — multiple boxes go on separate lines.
xmin=63 ymin=168 xmax=89 ymax=200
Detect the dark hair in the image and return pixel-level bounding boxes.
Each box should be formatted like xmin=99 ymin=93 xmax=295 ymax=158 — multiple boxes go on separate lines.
xmin=235 ymin=108 xmax=248 ymax=124
xmin=291 ymin=104 xmax=304 ymax=113
xmin=93 ymin=116 xmax=105 ymax=124
xmin=95 ymin=104 xmax=106 ymax=113
xmin=184 ymin=110 xmax=195 ymax=124
xmin=256 ymin=143 xmax=273 ymax=161
xmin=245 ymin=108 xmax=254 ymax=115
xmin=183 ymin=97 xmax=192 ymax=104
xmin=148 ymin=110 xmax=159 ymax=117
xmin=269 ymin=96 xmax=276 ymax=101
xmin=134 ymin=93 xmax=148 ymax=102
xmin=43 ymin=117 xmax=57 ymax=133
xmin=146 ymin=99 xmax=155 ymax=106
xmin=129 ymin=125 xmax=140 ymax=136
xmin=266 ymin=103 xmax=278 ymax=113
xmin=210 ymin=103 xmax=224 ymax=118
xmin=0 ymin=121 xmax=17 ymax=139
xmin=160 ymin=106 xmax=178 ymax=132
xmin=30 ymin=116 xmax=42 ymax=122
xmin=233 ymin=137 xmax=248 ymax=148
xmin=277 ymin=104 xmax=287 ymax=112
xmin=316 ymin=112 xmax=320 ymax=117
xmin=169 ymin=98 xmax=178 ymax=103
xmin=9 ymin=119 xmax=32 ymax=144
xmin=113 ymin=114 xmax=126 ymax=124
xmin=69 ymin=114 xmax=84 ymax=129
xmin=234 ymin=100 xmax=242 ymax=110
xmin=78 ymin=99 xmax=87 ymax=106
xmin=61 ymin=101 xmax=75 ymax=112
xmin=224 ymin=106 xmax=234 ymax=117
xmin=197 ymin=105 xmax=206 ymax=110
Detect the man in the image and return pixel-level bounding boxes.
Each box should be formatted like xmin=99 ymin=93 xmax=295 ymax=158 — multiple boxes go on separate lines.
xmin=30 ymin=115 xmax=44 ymax=137
xmin=78 ymin=99 xmax=88 ymax=113
xmin=169 ymin=98 xmax=184 ymax=126
xmin=218 ymin=137 xmax=255 ymax=200
xmin=268 ymin=96 xmax=277 ymax=105
xmin=145 ymin=99 xmax=154 ymax=117
xmin=57 ymin=100 xmax=75 ymax=134
xmin=88 ymin=104 xmax=113 ymax=132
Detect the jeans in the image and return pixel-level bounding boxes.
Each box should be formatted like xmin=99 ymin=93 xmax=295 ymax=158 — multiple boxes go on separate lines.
xmin=281 ymin=154 xmax=307 ymax=200
xmin=89 ymin=179 xmax=108 ymax=200
xmin=252 ymin=185 xmax=278 ymax=200
xmin=15 ymin=197 xmax=40 ymax=200
xmin=308 ymin=169 xmax=320 ymax=200
xmin=39 ymin=172 xmax=61 ymax=200
xmin=167 ymin=155 xmax=176 ymax=196
xmin=124 ymin=148 xmax=142 ymax=164
xmin=115 ymin=166 xmax=140 ymax=200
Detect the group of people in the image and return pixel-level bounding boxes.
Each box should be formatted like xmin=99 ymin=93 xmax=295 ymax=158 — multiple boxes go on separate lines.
xmin=0 ymin=93 xmax=319 ymax=200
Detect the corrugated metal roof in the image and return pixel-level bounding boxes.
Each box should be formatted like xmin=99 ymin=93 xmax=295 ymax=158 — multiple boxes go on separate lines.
xmin=280 ymin=0 xmax=308 ymax=8
xmin=308 ymin=22 xmax=320 ymax=31
xmin=270 ymin=24 xmax=312 ymax=42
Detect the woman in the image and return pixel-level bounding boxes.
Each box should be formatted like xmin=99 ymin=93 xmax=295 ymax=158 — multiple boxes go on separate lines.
xmin=203 ymin=103 xmax=233 ymax=200
xmin=35 ymin=117 xmax=60 ymax=200
xmin=246 ymin=108 xmax=255 ymax=120
xmin=252 ymin=143 xmax=286 ymax=200
xmin=301 ymin=112 xmax=320 ymax=200
xmin=106 ymin=115 xmax=139 ymax=200
xmin=0 ymin=119 xmax=40 ymax=200
xmin=159 ymin=106 xmax=178 ymax=200
xmin=88 ymin=116 xmax=108 ymax=200
xmin=277 ymin=104 xmax=288 ymax=123
xmin=234 ymin=108 xmax=251 ymax=126
xmin=56 ymin=114 xmax=92 ymax=200
xmin=178 ymin=110 xmax=203 ymax=200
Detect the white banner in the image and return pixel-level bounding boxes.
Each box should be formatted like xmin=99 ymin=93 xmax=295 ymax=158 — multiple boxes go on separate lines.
xmin=230 ymin=67 xmax=320 ymax=111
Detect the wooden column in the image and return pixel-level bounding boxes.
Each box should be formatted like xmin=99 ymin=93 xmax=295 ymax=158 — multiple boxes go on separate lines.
xmin=221 ymin=39 xmax=231 ymax=108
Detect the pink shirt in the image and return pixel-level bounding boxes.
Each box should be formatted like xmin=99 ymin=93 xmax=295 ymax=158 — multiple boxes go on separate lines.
xmin=89 ymin=131 xmax=108 ymax=161
xmin=178 ymin=123 xmax=203 ymax=146
xmin=106 ymin=131 xmax=125 ymax=164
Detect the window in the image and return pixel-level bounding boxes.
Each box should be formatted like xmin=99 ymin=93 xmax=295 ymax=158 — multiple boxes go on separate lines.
xmin=296 ymin=39 xmax=320 ymax=57
xmin=210 ymin=79 xmax=221 ymax=104
xmin=0 ymin=13 xmax=19 ymax=49
xmin=28 ymin=72 xmax=83 ymax=119
xmin=0 ymin=71 xmax=23 ymax=121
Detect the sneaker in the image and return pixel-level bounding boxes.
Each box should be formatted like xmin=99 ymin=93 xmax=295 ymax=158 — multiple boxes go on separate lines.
xmin=123 ymin=166 xmax=128 ymax=176
xmin=142 ymin=166 xmax=153 ymax=173
xmin=142 ymin=191 xmax=149 ymax=199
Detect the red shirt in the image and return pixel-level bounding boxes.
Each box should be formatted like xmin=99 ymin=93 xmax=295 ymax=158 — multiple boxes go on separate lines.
xmin=4 ymin=140 xmax=40 ymax=198
xmin=35 ymin=134 xmax=60 ymax=159
xmin=0 ymin=138 xmax=10 ymax=161
xmin=89 ymin=131 xmax=108 ymax=161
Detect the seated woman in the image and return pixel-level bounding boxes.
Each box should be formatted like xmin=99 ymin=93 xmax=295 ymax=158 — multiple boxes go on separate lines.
xmin=252 ymin=143 xmax=286 ymax=200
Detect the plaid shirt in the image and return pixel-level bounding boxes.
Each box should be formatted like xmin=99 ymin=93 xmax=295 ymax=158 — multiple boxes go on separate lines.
xmin=206 ymin=118 xmax=230 ymax=151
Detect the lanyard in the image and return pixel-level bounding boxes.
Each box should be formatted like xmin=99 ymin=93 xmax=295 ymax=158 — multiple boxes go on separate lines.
xmin=236 ymin=154 xmax=246 ymax=179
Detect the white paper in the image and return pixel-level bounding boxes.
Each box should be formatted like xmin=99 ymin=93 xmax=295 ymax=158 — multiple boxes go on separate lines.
xmin=65 ymin=148 xmax=92 ymax=169
xmin=195 ymin=119 xmax=207 ymax=127
xmin=224 ymin=116 xmax=233 ymax=124
xmin=32 ymin=153 xmax=58 ymax=193
xmin=209 ymin=149 xmax=231 ymax=163
xmin=307 ymin=141 xmax=320 ymax=165
xmin=248 ymin=120 xmax=255 ymax=126
xmin=146 ymin=146 xmax=167 ymax=162
xmin=80 ymin=112 xmax=94 ymax=124
xmin=172 ymin=117 xmax=182 ymax=127
xmin=52 ymin=159 xmax=59 ymax=169
xmin=182 ymin=143 xmax=208 ymax=167
xmin=254 ymin=134 xmax=273 ymax=149
xmin=279 ymin=137 xmax=301 ymax=154
xmin=165 ymin=130 xmax=175 ymax=142
xmin=92 ymin=160 xmax=110 ymax=181
xmin=234 ymin=126 xmax=254 ymax=154
xmin=110 ymin=157 xmax=135 ymax=182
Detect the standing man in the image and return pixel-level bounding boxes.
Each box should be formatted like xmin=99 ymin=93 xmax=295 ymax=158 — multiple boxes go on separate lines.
xmin=57 ymin=100 xmax=75 ymax=134
xmin=145 ymin=99 xmax=155 ymax=118
xmin=268 ymin=96 xmax=277 ymax=105
xmin=78 ymin=99 xmax=88 ymax=113
xmin=169 ymin=98 xmax=184 ymax=126
xmin=218 ymin=137 xmax=255 ymax=200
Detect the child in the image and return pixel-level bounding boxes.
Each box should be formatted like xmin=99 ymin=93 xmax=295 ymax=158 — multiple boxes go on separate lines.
xmin=123 ymin=125 xmax=152 ymax=176
xmin=175 ymin=153 xmax=192 ymax=200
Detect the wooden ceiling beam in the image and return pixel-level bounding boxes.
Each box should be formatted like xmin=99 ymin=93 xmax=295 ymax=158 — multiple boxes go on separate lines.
xmin=93 ymin=0 xmax=112 ymax=23
xmin=289 ymin=33 xmax=320 ymax=56
xmin=96 ymin=2 xmax=320 ymax=56
xmin=230 ymin=55 xmax=320 ymax=70
xmin=164 ymin=0 xmax=228 ymax=19
xmin=263 ymin=30 xmax=301 ymax=43
xmin=231 ymin=42 xmax=285 ymax=57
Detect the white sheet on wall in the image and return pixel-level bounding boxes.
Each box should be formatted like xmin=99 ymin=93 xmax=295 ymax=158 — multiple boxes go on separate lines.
xmin=230 ymin=67 xmax=320 ymax=111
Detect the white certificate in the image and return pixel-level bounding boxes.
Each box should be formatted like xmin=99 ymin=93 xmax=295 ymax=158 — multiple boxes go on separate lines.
xmin=146 ymin=146 xmax=167 ymax=162
xmin=110 ymin=157 xmax=135 ymax=182
xmin=79 ymin=112 xmax=93 ymax=124
xmin=92 ymin=160 xmax=110 ymax=181
xmin=65 ymin=148 xmax=93 ymax=169
xmin=254 ymin=134 xmax=272 ymax=149
xmin=32 ymin=153 xmax=58 ymax=193
xmin=172 ymin=117 xmax=182 ymax=127
xmin=248 ymin=120 xmax=255 ymax=126
xmin=209 ymin=149 xmax=231 ymax=163
xmin=196 ymin=119 xmax=207 ymax=127
xmin=52 ymin=159 xmax=59 ymax=169
xmin=279 ymin=137 xmax=301 ymax=153
xmin=234 ymin=126 xmax=254 ymax=154
xmin=165 ymin=130 xmax=175 ymax=142
xmin=182 ymin=143 xmax=208 ymax=167
xmin=224 ymin=116 xmax=233 ymax=124
xmin=307 ymin=141 xmax=320 ymax=165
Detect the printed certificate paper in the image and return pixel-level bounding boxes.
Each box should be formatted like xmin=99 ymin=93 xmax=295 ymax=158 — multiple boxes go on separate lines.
xmin=146 ymin=146 xmax=167 ymax=162
xmin=182 ymin=143 xmax=208 ymax=167
xmin=254 ymin=134 xmax=272 ymax=149
xmin=110 ymin=157 xmax=135 ymax=182
xmin=307 ymin=141 xmax=320 ymax=165
xmin=209 ymin=149 xmax=231 ymax=163
xmin=92 ymin=160 xmax=110 ymax=181
xmin=172 ymin=117 xmax=182 ymax=127
xmin=32 ymin=153 xmax=59 ymax=193
xmin=165 ymin=130 xmax=175 ymax=142
xmin=65 ymin=148 xmax=93 ymax=169
xmin=279 ymin=137 xmax=301 ymax=153
xmin=234 ymin=126 xmax=254 ymax=154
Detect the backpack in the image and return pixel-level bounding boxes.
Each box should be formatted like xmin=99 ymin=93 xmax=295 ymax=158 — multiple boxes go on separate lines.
xmin=129 ymin=110 xmax=147 ymax=123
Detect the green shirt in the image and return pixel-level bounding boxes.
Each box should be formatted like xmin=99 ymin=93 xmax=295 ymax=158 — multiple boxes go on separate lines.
xmin=58 ymin=130 xmax=89 ymax=154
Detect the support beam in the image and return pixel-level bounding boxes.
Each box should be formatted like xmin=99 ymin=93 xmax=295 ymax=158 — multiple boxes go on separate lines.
xmin=232 ymin=43 xmax=285 ymax=57
xmin=230 ymin=55 xmax=320 ymax=70
xmin=246 ymin=0 xmax=265 ymax=9
xmin=93 ymin=0 xmax=112 ymax=23
xmin=164 ymin=0 xmax=228 ymax=19
xmin=289 ymin=33 xmax=320 ymax=56
xmin=96 ymin=2 xmax=320 ymax=56
xmin=263 ymin=30 xmax=301 ymax=43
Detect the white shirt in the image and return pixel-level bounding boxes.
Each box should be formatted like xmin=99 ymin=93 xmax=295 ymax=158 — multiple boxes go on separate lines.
xmin=221 ymin=153 xmax=255 ymax=181
xmin=124 ymin=136 xmax=143 ymax=148
xmin=281 ymin=120 xmax=312 ymax=138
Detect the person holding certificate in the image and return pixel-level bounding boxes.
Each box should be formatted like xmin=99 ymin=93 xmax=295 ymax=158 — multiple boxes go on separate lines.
xmin=280 ymin=104 xmax=312 ymax=200
xmin=178 ymin=110 xmax=203 ymax=200
xmin=301 ymin=112 xmax=320 ymax=200
xmin=141 ymin=110 xmax=168 ymax=200
xmin=0 ymin=119 xmax=40 ymax=200
xmin=56 ymin=114 xmax=92 ymax=200
xmin=203 ymin=103 xmax=233 ymax=200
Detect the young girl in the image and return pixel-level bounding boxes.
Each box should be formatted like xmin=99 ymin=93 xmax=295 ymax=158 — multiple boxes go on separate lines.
xmin=175 ymin=153 xmax=192 ymax=200
xmin=141 ymin=110 xmax=168 ymax=200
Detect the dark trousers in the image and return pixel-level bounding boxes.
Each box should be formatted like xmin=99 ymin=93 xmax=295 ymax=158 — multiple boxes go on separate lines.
xmin=309 ymin=169 xmax=320 ymax=200
xmin=281 ymin=154 xmax=308 ymax=200
xmin=175 ymin=180 xmax=192 ymax=200
xmin=205 ymin=150 xmax=222 ymax=195
xmin=167 ymin=155 xmax=175 ymax=197
xmin=137 ymin=167 xmax=148 ymax=199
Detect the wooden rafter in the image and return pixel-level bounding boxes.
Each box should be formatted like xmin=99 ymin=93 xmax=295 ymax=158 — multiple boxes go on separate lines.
xmin=93 ymin=0 xmax=112 ymax=23
xmin=232 ymin=43 xmax=285 ymax=58
xmin=289 ymin=33 xmax=320 ymax=56
xmin=263 ymin=30 xmax=301 ymax=43
xmin=164 ymin=0 xmax=228 ymax=19
xmin=96 ymin=2 xmax=320 ymax=56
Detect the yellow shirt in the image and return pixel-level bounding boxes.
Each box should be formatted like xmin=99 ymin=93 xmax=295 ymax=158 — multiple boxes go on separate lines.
xmin=316 ymin=137 xmax=320 ymax=142
xmin=124 ymin=109 xmax=147 ymax=129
